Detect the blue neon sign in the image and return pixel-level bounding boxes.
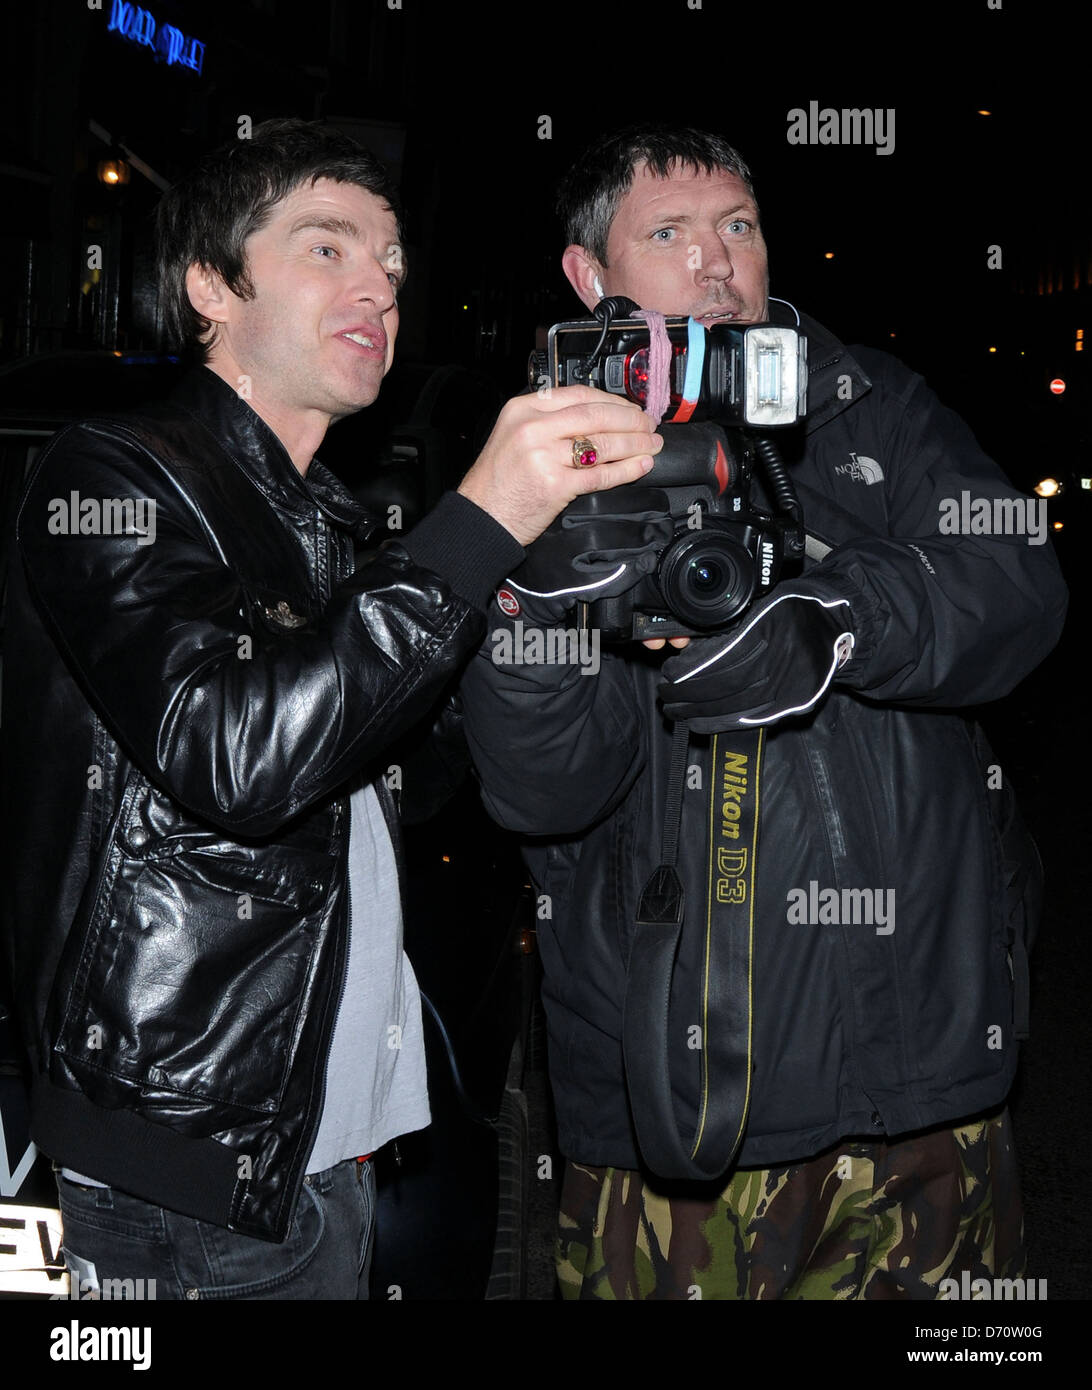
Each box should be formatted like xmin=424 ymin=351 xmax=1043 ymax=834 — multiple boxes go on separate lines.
xmin=106 ymin=0 xmax=206 ymax=76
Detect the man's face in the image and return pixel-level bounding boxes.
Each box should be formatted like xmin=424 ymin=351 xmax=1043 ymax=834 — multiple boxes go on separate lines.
xmin=197 ymin=177 xmax=403 ymax=435
xmin=571 ymin=161 xmax=768 ymax=325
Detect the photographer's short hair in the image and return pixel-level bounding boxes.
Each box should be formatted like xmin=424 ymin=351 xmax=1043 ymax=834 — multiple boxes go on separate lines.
xmin=558 ymin=125 xmax=755 ymax=266
xmin=156 ymin=118 xmax=403 ymax=360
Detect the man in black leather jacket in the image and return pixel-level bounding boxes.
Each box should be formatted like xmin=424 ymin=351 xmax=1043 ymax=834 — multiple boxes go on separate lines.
xmin=460 ymin=126 xmax=1069 ymax=1299
xmin=0 ymin=118 xmax=661 ymax=1298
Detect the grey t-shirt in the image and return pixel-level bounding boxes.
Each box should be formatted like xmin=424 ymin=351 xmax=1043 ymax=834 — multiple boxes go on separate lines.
xmin=305 ymin=779 xmax=429 ymax=1172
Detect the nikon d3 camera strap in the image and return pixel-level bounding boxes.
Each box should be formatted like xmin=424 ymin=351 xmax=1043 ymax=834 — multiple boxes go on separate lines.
xmin=622 ymin=723 xmax=763 ymax=1182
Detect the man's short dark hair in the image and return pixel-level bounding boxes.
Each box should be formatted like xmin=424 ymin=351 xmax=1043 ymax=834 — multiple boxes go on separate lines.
xmin=156 ymin=118 xmax=403 ymax=360
xmin=557 ymin=124 xmax=756 ymax=266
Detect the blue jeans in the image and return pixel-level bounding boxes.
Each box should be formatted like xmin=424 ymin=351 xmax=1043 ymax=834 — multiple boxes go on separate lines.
xmin=55 ymin=1158 xmax=376 ymax=1301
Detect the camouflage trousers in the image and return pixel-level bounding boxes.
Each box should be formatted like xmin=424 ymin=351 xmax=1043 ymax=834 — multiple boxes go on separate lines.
xmin=557 ymin=1109 xmax=1026 ymax=1299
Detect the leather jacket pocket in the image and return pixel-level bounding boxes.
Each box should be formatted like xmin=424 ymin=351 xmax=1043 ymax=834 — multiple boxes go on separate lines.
xmin=50 ymin=825 xmax=336 ymax=1116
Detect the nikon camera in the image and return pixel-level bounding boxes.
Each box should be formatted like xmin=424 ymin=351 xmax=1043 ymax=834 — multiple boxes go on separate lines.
xmin=528 ymin=300 xmax=809 ymax=641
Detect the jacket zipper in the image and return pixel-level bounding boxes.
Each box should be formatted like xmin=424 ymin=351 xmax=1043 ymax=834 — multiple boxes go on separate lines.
xmin=806 ymin=744 xmax=847 ymax=863
xmin=375 ymin=775 xmax=408 ymax=912
xmin=305 ymin=798 xmax=352 ymax=1158
xmin=374 ymin=770 xmax=408 ymax=1177
xmin=290 ymin=512 xmax=353 ymax=1203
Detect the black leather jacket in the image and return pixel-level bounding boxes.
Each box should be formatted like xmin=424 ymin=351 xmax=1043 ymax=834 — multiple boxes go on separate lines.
xmin=461 ymin=314 xmax=1068 ymax=1171
xmin=1 ymin=367 xmax=521 ymax=1242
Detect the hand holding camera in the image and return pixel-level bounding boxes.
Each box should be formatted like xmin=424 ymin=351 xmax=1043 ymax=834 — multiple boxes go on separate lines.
xmin=457 ymin=386 xmax=662 ymax=548
xmin=501 ymin=489 xmax=676 ymax=624
xmin=659 ymin=591 xmax=857 ymax=731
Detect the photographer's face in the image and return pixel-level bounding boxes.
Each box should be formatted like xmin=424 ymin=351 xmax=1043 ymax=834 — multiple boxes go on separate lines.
xmin=565 ymin=161 xmax=768 ymax=325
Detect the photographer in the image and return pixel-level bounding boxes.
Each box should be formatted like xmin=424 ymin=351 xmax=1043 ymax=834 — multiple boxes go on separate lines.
xmin=459 ymin=125 xmax=1068 ymax=1299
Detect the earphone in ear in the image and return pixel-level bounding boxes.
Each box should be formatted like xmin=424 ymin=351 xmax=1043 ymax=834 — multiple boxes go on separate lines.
xmin=593 ymin=275 xmax=604 ymax=298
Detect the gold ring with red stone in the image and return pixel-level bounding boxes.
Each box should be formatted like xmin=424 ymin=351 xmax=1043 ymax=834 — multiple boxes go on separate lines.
xmin=571 ymin=436 xmax=598 ymax=468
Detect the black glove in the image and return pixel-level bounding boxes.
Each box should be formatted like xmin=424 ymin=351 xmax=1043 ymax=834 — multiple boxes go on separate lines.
xmin=659 ymin=590 xmax=856 ymax=731
xmin=499 ymin=489 xmax=674 ymax=623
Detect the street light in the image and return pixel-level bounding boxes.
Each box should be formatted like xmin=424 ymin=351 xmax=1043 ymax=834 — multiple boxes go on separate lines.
xmin=97 ymin=158 xmax=130 ymax=187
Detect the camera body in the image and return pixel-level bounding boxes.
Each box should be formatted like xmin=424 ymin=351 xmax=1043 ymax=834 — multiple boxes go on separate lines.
xmin=562 ymin=424 xmax=797 ymax=641
xmin=528 ymin=305 xmax=808 ymax=640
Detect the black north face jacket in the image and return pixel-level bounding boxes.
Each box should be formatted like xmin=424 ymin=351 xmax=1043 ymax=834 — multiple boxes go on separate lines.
xmin=461 ymin=312 xmax=1068 ymax=1172
xmin=2 ymin=367 xmax=521 ymax=1242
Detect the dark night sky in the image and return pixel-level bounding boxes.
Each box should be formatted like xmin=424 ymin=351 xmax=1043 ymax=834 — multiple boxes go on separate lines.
xmin=12 ymin=0 xmax=1087 ymax=665
xmin=54 ymin=1 xmax=1091 ymax=349
xmin=8 ymin=2 xmax=1086 ymax=619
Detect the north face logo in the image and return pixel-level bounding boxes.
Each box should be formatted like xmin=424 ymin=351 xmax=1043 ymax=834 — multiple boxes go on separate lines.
xmin=835 ymin=452 xmax=884 ymax=485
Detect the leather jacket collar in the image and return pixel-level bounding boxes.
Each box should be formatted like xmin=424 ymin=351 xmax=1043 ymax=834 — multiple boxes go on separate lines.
xmin=168 ymin=367 xmax=378 ymax=543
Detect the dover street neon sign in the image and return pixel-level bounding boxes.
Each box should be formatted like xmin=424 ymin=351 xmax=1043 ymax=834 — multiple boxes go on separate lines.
xmin=107 ymin=0 xmax=206 ymax=75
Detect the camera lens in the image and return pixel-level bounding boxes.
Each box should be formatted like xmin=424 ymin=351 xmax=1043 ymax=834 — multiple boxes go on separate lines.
xmin=657 ymin=530 xmax=755 ymax=629
xmin=688 ymin=557 xmax=726 ymax=594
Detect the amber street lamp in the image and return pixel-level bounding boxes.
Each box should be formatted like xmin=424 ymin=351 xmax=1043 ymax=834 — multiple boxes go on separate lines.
xmin=97 ymin=158 xmax=130 ymax=187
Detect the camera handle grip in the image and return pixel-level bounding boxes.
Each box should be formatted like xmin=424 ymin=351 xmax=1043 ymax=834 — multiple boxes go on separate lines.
xmin=646 ymin=422 xmax=742 ymax=492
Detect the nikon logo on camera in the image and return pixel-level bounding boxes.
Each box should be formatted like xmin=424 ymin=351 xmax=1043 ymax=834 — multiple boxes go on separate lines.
xmin=759 ymin=540 xmax=775 ymax=586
